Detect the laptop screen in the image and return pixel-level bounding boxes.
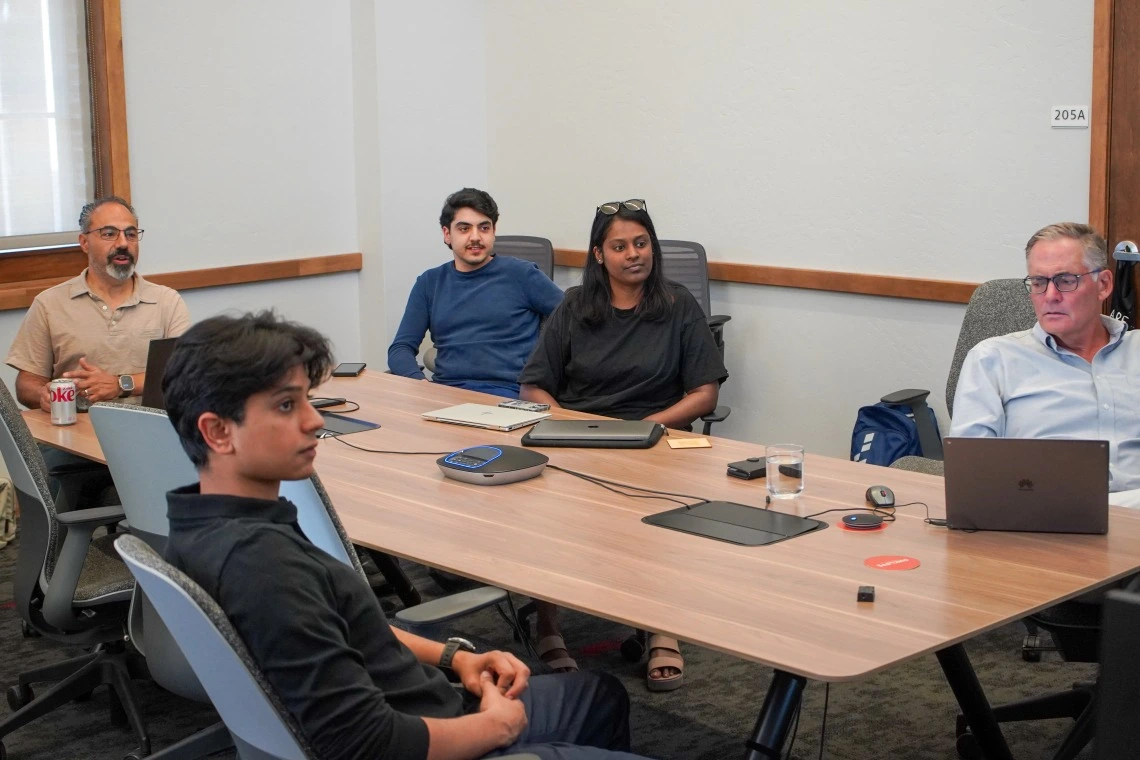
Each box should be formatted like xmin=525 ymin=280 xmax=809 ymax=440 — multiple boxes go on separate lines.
xmin=140 ymin=337 xmax=178 ymax=409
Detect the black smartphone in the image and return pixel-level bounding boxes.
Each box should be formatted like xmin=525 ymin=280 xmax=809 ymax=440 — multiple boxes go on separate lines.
xmin=331 ymin=362 xmax=366 ymax=377
xmin=309 ymin=397 xmax=347 ymax=410
xmin=727 ymin=457 xmax=766 ymax=480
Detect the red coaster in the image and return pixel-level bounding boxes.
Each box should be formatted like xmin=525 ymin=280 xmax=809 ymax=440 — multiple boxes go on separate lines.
xmin=841 ymin=522 xmax=886 ymax=532
xmin=864 ymin=555 xmax=920 ymax=571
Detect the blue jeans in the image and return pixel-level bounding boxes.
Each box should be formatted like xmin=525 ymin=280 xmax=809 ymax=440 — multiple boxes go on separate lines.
xmin=485 ymin=672 xmax=652 ymax=759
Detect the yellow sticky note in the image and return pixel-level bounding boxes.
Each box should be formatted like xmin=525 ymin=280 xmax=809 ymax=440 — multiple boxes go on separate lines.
xmin=667 ymin=437 xmax=712 ymax=449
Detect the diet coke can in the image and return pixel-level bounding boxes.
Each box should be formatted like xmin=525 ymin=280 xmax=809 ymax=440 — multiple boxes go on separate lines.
xmin=49 ymin=379 xmax=78 ymax=426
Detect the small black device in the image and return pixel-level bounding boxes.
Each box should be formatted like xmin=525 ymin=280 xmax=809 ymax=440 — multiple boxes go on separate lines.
xmin=727 ymin=456 xmax=766 ymax=480
xmin=309 ymin=397 xmax=346 ymax=410
xmin=857 ymin=585 xmax=876 ymax=603
xmin=331 ymin=362 xmax=366 ymax=377
xmin=865 ymin=485 xmax=895 ymax=508
xmin=499 ymin=399 xmax=551 ymax=412
xmin=843 ymin=513 xmax=885 ymax=530
xmin=437 ymin=445 xmax=549 ymax=485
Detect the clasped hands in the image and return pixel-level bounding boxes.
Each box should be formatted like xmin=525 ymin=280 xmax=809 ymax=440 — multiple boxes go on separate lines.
xmin=453 ymin=649 xmax=531 ymax=742
xmin=39 ymin=358 xmax=121 ymax=411
xmin=451 ymin=649 xmax=530 ymax=699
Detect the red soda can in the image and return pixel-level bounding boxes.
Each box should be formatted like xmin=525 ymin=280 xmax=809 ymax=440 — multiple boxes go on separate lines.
xmin=49 ymin=379 xmax=78 ymax=426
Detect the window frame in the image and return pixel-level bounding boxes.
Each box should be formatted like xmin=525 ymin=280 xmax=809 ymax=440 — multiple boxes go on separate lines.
xmin=0 ymin=0 xmax=130 ymax=286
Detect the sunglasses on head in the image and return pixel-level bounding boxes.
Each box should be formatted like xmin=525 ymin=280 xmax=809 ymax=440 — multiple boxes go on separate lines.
xmin=597 ymin=199 xmax=647 ymax=215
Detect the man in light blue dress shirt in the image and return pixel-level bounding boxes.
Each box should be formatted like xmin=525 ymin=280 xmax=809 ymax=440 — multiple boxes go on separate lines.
xmin=950 ymin=222 xmax=1140 ymax=507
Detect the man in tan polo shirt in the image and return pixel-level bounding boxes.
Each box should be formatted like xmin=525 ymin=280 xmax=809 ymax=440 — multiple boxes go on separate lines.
xmin=7 ymin=196 xmax=190 ymax=413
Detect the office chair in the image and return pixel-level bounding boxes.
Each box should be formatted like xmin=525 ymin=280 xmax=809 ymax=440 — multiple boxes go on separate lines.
xmin=90 ymin=402 xmax=234 ymax=759
xmin=658 ymin=240 xmax=732 ymax=435
xmin=1094 ymin=587 xmax=1140 ymax=759
xmin=494 ymin=235 xmax=555 ymax=279
xmin=886 ymin=278 xmax=1036 ymax=471
xmin=0 ymin=385 xmax=148 ymax=760
xmin=114 ymin=537 xmax=540 ymax=760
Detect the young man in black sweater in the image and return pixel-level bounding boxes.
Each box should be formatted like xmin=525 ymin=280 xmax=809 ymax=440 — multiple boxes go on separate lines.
xmin=161 ymin=311 xmax=650 ymax=760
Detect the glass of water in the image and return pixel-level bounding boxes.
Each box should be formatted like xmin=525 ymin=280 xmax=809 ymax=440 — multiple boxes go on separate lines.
xmin=765 ymin=444 xmax=804 ymax=500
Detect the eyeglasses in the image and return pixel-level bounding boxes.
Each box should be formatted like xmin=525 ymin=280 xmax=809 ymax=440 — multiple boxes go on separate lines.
xmin=597 ymin=199 xmax=647 ymax=215
xmin=84 ymin=226 xmax=144 ymax=242
xmin=1022 ymin=269 xmax=1102 ymax=294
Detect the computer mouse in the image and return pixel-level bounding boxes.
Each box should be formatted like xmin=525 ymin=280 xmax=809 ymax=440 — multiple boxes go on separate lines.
xmin=865 ymin=485 xmax=895 ymax=508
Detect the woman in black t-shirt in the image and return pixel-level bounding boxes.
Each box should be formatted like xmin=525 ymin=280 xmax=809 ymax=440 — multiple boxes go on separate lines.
xmin=519 ymin=199 xmax=728 ymax=692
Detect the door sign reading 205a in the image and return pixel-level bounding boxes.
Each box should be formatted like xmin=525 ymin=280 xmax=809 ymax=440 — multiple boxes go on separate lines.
xmin=1050 ymin=106 xmax=1089 ymax=129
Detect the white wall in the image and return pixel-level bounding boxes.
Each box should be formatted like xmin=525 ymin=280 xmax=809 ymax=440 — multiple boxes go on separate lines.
xmin=371 ymin=2 xmax=488 ymax=362
xmin=489 ymin=0 xmax=1093 ymax=455
xmin=121 ymin=0 xmax=361 ymax=359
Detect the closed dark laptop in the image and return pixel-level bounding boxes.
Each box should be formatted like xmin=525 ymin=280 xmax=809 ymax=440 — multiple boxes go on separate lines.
xmin=521 ymin=419 xmax=664 ymax=449
xmin=943 ymin=437 xmax=1109 ymax=534
xmin=140 ymin=337 xmax=178 ymax=410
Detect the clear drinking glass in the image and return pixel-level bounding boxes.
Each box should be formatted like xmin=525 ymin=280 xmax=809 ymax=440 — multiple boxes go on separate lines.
xmin=765 ymin=444 xmax=804 ymax=500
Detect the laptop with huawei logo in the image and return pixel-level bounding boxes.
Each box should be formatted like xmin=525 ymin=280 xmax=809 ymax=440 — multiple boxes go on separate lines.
xmin=943 ymin=437 xmax=1109 ymax=534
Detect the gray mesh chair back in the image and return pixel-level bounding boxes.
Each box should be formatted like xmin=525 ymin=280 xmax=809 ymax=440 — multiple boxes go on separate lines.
xmin=115 ymin=535 xmax=313 ymax=760
xmin=279 ymin=475 xmax=366 ymax=576
xmin=944 ymin=278 xmax=1037 ymax=417
xmin=657 ymin=240 xmax=732 ymax=434
xmin=889 ymin=278 xmax=1037 ymax=471
xmin=0 ymin=379 xmax=58 ymax=611
xmin=89 ymin=403 xmax=197 ymax=551
xmin=659 ymin=239 xmax=714 ymax=317
xmin=494 ymin=235 xmax=555 ymax=279
xmin=89 ymin=403 xmax=216 ymax=707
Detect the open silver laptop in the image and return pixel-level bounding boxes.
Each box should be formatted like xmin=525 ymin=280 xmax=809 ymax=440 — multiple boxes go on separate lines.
xmin=421 ymin=403 xmax=549 ymax=432
xmin=943 ymin=437 xmax=1109 ymax=534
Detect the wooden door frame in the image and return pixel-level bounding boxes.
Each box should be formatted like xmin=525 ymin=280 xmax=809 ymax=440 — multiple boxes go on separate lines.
xmin=1089 ymin=0 xmax=1112 ymax=234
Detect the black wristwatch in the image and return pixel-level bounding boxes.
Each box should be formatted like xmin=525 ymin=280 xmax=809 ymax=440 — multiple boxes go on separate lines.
xmin=438 ymin=637 xmax=476 ymax=670
xmin=117 ymin=374 xmax=135 ymax=398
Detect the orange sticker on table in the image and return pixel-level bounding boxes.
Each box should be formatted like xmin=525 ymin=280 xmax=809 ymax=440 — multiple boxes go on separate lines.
xmin=864 ymin=555 xmax=920 ymax=571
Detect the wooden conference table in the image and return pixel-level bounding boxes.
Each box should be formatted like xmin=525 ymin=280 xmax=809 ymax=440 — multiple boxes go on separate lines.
xmin=26 ymin=372 xmax=1140 ymax=760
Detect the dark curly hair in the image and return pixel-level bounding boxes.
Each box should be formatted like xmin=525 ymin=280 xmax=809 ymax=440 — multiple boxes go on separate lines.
xmin=163 ymin=311 xmax=334 ymax=467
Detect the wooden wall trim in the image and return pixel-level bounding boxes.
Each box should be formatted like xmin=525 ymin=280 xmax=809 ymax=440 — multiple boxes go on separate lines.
xmin=87 ymin=0 xmax=131 ymax=200
xmin=1089 ymin=0 xmax=1114 ymax=234
xmin=553 ymin=249 xmax=977 ymax=304
xmin=0 ymin=253 xmax=362 ymax=312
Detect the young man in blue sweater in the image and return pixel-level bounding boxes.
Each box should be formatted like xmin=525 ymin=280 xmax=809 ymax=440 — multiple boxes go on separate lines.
xmin=387 ymin=188 xmax=563 ymax=398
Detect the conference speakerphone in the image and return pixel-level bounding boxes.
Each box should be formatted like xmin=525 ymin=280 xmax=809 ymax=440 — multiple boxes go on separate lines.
xmin=437 ymin=445 xmax=549 ymax=485
xmin=643 ymin=501 xmax=827 ymax=546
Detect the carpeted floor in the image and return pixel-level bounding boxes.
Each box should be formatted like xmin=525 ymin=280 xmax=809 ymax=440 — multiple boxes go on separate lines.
xmin=0 ymin=535 xmax=1097 ymax=759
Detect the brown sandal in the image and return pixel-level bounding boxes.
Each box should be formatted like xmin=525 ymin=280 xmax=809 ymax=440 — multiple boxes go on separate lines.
xmin=646 ymin=634 xmax=684 ymax=692
xmin=537 ymin=634 xmax=579 ymax=673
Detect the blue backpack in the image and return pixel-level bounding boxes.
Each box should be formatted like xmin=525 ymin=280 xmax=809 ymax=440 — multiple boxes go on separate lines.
xmin=850 ymin=402 xmax=940 ymax=466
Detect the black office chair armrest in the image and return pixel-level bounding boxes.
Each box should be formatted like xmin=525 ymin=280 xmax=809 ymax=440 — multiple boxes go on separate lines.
xmin=48 ymin=460 xmax=110 ymax=477
xmin=45 ymin=505 xmax=129 ymax=630
xmin=55 ymin=505 xmax=126 ymax=527
xmin=880 ymin=388 xmax=929 ymax=406
xmin=700 ymin=405 xmax=731 ymax=436
xmin=707 ymin=314 xmax=732 ymax=329
xmin=394 ymin=586 xmax=509 ymax=627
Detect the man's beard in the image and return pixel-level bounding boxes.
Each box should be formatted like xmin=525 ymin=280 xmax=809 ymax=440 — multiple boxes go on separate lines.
xmin=106 ymin=250 xmax=135 ymax=282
